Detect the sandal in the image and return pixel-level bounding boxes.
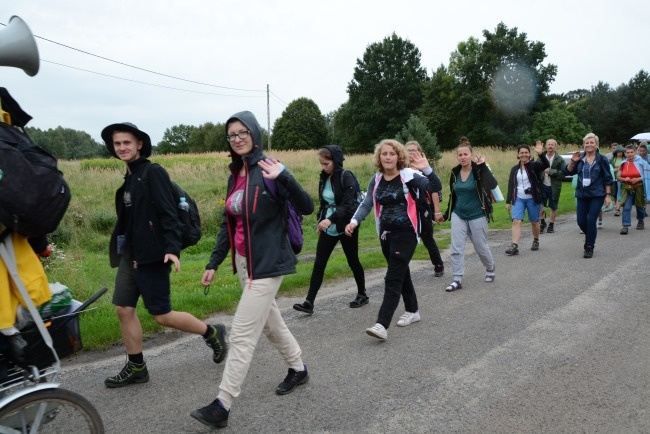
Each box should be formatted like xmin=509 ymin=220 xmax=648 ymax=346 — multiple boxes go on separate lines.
xmin=349 ymin=294 xmax=369 ymax=308
xmin=485 ymin=274 xmax=495 ymax=283
xmin=445 ymin=281 xmax=462 ymax=292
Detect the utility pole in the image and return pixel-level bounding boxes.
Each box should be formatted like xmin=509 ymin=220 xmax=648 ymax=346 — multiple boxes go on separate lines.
xmin=267 ymin=84 xmax=271 ymax=150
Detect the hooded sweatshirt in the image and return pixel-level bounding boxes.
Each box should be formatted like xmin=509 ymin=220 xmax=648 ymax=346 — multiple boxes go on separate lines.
xmin=206 ymin=111 xmax=314 ymax=279
xmin=316 ymin=144 xmax=360 ymax=234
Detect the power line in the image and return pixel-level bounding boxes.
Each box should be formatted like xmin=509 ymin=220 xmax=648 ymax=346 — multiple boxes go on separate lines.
xmin=43 ymin=59 xmax=265 ymax=98
xmin=35 ymin=34 xmax=266 ymax=93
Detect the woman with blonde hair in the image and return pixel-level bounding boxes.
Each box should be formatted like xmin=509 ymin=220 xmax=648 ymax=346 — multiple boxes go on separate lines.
xmin=405 ymin=141 xmax=445 ymax=277
xmin=345 ymin=139 xmax=442 ymax=340
xmin=562 ymin=133 xmax=613 ymax=258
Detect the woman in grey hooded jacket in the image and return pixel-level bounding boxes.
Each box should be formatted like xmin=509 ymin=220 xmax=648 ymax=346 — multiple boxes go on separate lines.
xmin=192 ymin=111 xmax=314 ymax=429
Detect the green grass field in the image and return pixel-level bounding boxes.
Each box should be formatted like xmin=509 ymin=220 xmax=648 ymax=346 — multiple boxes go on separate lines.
xmin=42 ymin=148 xmax=578 ymax=350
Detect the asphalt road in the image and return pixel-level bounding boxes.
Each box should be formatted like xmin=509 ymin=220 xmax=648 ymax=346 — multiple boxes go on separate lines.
xmin=56 ymin=211 xmax=650 ymax=433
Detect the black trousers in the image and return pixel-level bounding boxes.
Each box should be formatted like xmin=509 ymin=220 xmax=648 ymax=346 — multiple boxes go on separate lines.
xmin=306 ymin=230 xmax=365 ymax=303
xmin=377 ymin=230 xmax=418 ymax=329
xmin=420 ymin=219 xmax=443 ymax=267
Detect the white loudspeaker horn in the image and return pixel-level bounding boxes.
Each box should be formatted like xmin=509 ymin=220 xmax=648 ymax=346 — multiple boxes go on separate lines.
xmin=0 ymin=15 xmax=40 ymax=76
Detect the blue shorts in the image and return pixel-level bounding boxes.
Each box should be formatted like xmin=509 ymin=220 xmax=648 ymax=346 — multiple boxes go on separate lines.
xmin=511 ymin=197 xmax=542 ymax=222
xmin=541 ymin=185 xmax=559 ymax=210
xmin=113 ymin=253 xmax=172 ymax=316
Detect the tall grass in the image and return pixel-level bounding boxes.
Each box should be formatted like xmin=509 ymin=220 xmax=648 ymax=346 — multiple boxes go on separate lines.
xmin=43 ymin=148 xmax=577 ymax=350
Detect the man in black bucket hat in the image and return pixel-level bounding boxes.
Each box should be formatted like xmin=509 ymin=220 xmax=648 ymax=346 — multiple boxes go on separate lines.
xmin=101 ymin=122 xmax=228 ymax=388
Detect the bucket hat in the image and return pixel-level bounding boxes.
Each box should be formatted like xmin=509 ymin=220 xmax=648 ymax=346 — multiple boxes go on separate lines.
xmin=101 ymin=122 xmax=151 ymax=158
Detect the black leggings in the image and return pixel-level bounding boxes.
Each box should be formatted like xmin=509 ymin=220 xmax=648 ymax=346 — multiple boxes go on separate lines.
xmin=306 ymin=230 xmax=365 ymax=303
xmin=420 ymin=219 xmax=443 ymax=267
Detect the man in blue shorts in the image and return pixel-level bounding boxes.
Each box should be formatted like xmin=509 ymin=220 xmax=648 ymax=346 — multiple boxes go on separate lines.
xmin=537 ymin=138 xmax=566 ymax=233
xmin=102 ymin=122 xmax=228 ymax=388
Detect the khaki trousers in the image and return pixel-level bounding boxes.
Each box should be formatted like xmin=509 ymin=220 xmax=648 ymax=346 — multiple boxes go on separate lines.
xmin=217 ymin=253 xmax=303 ymax=409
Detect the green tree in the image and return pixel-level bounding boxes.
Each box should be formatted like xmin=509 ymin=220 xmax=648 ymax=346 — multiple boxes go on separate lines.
xmin=395 ymin=114 xmax=441 ymax=161
xmin=523 ymin=102 xmax=588 ymax=145
xmin=335 ymin=33 xmax=428 ymax=152
xmin=187 ymin=122 xmax=227 ymax=153
xmin=27 ymin=126 xmax=104 ymax=159
xmin=419 ymin=65 xmax=460 ymax=150
xmin=271 ymin=97 xmax=328 ymax=150
xmin=157 ymin=124 xmax=197 ymax=154
xmin=439 ymin=22 xmax=557 ymax=146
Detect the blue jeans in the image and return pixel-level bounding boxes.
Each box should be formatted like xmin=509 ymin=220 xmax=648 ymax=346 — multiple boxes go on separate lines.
xmin=622 ymin=191 xmax=645 ymax=227
xmin=576 ymin=196 xmax=605 ymax=248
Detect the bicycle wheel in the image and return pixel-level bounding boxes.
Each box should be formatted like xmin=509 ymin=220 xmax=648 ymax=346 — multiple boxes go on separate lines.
xmin=0 ymin=388 xmax=104 ymax=433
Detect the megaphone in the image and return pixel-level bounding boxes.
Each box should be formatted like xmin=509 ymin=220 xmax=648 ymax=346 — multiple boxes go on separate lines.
xmin=0 ymin=15 xmax=39 ymax=76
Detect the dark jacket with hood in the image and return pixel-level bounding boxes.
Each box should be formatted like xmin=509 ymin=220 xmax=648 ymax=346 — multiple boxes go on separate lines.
xmin=316 ymin=144 xmax=359 ymax=234
xmin=206 ymin=111 xmax=314 ymax=279
xmin=109 ymin=158 xmax=183 ymax=267
xmin=444 ymin=161 xmax=498 ymax=221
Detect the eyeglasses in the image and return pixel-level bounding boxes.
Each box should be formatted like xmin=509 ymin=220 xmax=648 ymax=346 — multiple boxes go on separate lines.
xmin=226 ymin=130 xmax=251 ymax=142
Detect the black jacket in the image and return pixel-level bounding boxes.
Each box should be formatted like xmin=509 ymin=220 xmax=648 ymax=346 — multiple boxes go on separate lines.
xmin=316 ymin=145 xmax=359 ymax=234
xmin=506 ymin=158 xmax=549 ymax=205
xmin=109 ymin=158 xmax=182 ymax=268
xmin=444 ymin=162 xmax=498 ymax=221
xmin=206 ymin=111 xmax=314 ymax=279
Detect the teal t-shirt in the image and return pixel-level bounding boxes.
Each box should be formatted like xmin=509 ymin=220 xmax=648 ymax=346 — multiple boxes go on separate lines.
xmin=323 ymin=179 xmax=343 ymax=236
xmin=453 ymin=171 xmax=484 ymax=220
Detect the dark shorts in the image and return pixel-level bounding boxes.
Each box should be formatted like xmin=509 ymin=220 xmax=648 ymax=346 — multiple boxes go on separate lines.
xmin=541 ymin=185 xmax=559 ymax=210
xmin=113 ymin=254 xmax=172 ymax=316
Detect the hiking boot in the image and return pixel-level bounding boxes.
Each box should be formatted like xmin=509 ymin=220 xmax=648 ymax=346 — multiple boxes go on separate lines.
xmin=396 ymin=311 xmax=420 ymax=327
xmin=539 ymin=220 xmax=546 ymax=234
xmin=104 ymin=361 xmax=149 ymax=388
xmin=204 ymin=324 xmax=228 ymax=364
xmin=620 ymin=226 xmax=629 ymax=235
xmin=637 ymin=220 xmax=644 ymax=230
xmin=191 ymin=399 xmax=229 ymax=428
xmin=505 ymin=243 xmax=519 ymax=256
xmin=366 ymin=323 xmax=387 ymax=340
xmin=276 ymin=363 xmax=309 ymax=395
xmin=583 ymin=246 xmax=594 ymax=259
xmin=546 ymin=223 xmax=554 ymax=233
xmin=434 ymin=264 xmax=444 ymax=277
xmin=349 ymin=294 xmax=369 ymax=308
xmin=293 ymin=300 xmax=314 ymax=315
xmin=531 ymin=239 xmax=540 ymax=251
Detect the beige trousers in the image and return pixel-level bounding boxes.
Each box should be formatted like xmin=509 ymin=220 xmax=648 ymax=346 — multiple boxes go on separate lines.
xmin=217 ymin=253 xmax=304 ymax=409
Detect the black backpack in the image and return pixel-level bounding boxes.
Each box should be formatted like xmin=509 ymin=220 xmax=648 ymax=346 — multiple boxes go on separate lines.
xmin=340 ymin=169 xmax=364 ymax=205
xmin=0 ymin=123 xmax=71 ymax=237
xmin=142 ymin=164 xmax=202 ymax=249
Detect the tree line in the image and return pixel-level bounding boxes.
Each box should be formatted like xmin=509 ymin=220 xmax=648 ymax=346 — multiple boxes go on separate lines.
xmin=26 ymin=22 xmax=650 ymax=160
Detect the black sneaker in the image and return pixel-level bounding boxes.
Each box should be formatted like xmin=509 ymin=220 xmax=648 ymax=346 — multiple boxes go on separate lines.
xmin=583 ymin=246 xmax=594 ymax=258
xmin=434 ymin=264 xmax=444 ymax=277
xmin=191 ymin=399 xmax=229 ymax=429
xmin=276 ymin=363 xmax=309 ymax=395
xmin=546 ymin=224 xmax=554 ymax=233
xmin=540 ymin=220 xmax=546 ymax=234
xmin=104 ymin=361 xmax=149 ymax=388
xmin=292 ymin=300 xmax=314 ymax=315
xmin=349 ymin=294 xmax=369 ymax=308
xmin=205 ymin=324 xmax=228 ymax=364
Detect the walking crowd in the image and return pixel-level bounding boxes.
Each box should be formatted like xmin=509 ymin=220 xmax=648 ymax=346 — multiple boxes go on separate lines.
xmin=95 ymin=116 xmax=650 ymax=430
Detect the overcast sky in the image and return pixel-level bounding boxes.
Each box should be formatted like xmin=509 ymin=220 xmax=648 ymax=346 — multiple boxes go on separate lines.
xmin=2 ymin=0 xmax=648 ymax=146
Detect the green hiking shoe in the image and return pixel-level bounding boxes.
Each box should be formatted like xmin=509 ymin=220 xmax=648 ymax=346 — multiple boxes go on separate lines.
xmin=204 ymin=324 xmax=228 ymax=364
xmin=104 ymin=361 xmax=149 ymax=388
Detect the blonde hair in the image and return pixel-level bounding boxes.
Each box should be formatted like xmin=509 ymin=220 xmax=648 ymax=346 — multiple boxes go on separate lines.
xmin=583 ymin=132 xmax=599 ymax=145
xmin=373 ymin=139 xmax=408 ymax=172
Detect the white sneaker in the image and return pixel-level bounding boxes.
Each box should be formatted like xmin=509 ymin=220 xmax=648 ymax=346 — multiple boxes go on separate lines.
xmin=597 ymin=220 xmax=604 ymax=229
xmin=396 ymin=311 xmax=421 ymax=327
xmin=366 ymin=323 xmax=387 ymax=340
